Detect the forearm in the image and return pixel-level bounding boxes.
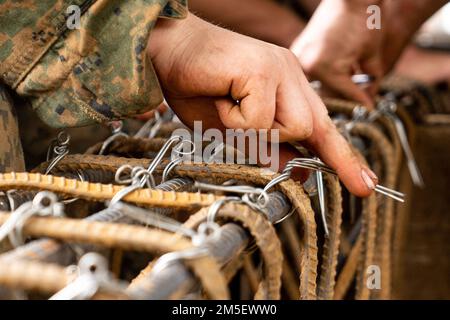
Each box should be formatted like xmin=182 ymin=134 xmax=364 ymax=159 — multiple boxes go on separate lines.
xmin=189 ymin=0 xmax=305 ymax=47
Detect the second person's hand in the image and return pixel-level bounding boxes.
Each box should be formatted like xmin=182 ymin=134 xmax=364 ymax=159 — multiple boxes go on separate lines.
xmin=291 ymin=0 xmax=384 ymax=108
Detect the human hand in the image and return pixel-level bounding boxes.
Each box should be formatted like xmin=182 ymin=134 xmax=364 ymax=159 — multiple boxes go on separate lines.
xmin=291 ymin=0 xmax=384 ymax=108
xmin=147 ymin=13 xmax=378 ymax=197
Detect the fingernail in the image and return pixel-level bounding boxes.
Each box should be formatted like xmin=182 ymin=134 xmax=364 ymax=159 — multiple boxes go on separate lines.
xmin=365 ymin=168 xmax=379 ymax=184
xmin=361 ymin=169 xmax=376 ymax=190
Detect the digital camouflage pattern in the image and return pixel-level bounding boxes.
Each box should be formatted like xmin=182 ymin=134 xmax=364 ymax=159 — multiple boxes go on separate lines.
xmin=0 ymin=0 xmax=187 ymax=128
xmin=0 ymin=85 xmax=25 ymax=172
xmin=0 ymin=0 xmax=186 ymax=172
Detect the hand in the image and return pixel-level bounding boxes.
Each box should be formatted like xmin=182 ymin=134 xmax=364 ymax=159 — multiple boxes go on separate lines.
xmin=147 ymin=13 xmax=378 ymax=197
xmin=291 ymin=0 xmax=384 ymax=108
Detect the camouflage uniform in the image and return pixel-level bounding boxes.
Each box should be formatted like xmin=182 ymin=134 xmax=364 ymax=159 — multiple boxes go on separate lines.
xmin=0 ymin=85 xmax=25 ymax=171
xmin=0 ymin=0 xmax=187 ymax=172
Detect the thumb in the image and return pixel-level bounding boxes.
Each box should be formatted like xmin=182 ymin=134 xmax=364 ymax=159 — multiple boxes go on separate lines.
xmin=306 ymin=120 xmax=378 ymax=197
xmin=215 ymin=86 xmax=276 ymax=131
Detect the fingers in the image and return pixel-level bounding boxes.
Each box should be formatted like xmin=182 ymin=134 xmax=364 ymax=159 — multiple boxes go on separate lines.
xmin=306 ymin=121 xmax=377 ymax=197
xmin=360 ymin=56 xmax=384 ymax=100
xmin=167 ymin=97 xmax=227 ymax=130
xmin=215 ymin=49 xmax=315 ymax=143
xmin=271 ymin=65 xmax=314 ymax=141
xmin=215 ymin=82 xmax=276 ymax=131
xmin=302 ymin=87 xmax=378 ymax=197
xmin=169 ymin=96 xmax=309 ymax=181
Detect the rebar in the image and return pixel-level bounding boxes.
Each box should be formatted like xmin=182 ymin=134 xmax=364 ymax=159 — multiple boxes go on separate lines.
xmin=0 ymin=172 xmax=221 ymax=209
xmin=0 ymin=178 xmax=195 ymax=263
xmin=128 ymin=191 xmax=291 ymax=300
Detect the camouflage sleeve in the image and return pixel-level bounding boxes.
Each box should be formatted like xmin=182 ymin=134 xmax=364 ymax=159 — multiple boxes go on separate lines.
xmin=0 ymin=85 xmax=25 ymax=172
xmin=0 ymin=0 xmax=188 ymax=128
